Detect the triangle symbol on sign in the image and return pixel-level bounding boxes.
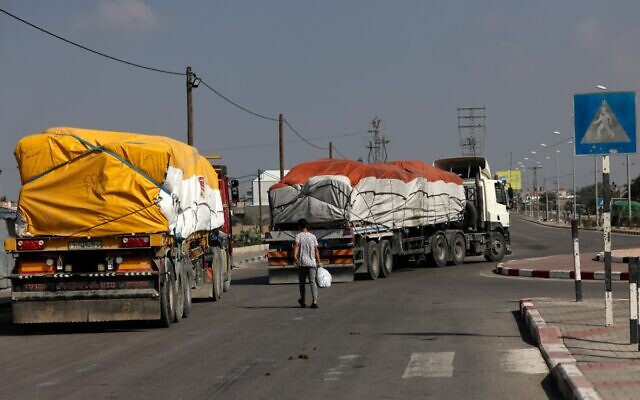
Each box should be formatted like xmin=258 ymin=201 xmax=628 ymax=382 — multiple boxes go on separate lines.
xmin=581 ymin=99 xmax=630 ymax=144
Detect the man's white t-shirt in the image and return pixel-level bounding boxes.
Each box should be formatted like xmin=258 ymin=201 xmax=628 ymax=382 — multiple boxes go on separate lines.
xmin=295 ymin=231 xmax=318 ymax=267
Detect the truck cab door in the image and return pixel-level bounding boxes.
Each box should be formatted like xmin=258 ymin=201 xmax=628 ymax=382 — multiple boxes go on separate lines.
xmin=483 ymin=180 xmax=510 ymax=228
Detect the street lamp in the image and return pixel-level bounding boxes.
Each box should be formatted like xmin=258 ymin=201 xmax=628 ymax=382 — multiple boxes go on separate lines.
xmin=556 ymin=149 xmax=561 ymax=222
xmin=544 ymin=156 xmax=550 ymax=220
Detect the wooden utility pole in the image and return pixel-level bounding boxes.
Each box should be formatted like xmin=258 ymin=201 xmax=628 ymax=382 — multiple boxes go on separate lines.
xmin=279 ymin=113 xmax=284 ymax=180
xmin=257 ymin=169 xmax=263 ymax=232
xmin=329 ymin=142 xmax=333 ymax=159
xmin=186 ymin=66 xmax=194 ymax=146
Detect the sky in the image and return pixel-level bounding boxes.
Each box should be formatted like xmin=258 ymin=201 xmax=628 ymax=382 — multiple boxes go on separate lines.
xmin=2 ymin=1 xmax=640 ymax=201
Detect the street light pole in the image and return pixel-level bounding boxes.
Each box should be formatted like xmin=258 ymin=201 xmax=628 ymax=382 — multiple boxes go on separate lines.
xmin=595 ymin=157 xmax=599 ymax=226
xmin=544 ymin=159 xmax=549 ymax=220
xmin=557 ymin=149 xmax=561 ymax=222
xmin=628 ymin=154 xmax=632 ymax=224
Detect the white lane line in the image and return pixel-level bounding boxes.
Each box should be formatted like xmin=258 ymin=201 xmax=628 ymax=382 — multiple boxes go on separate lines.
xmin=402 ymin=352 xmax=454 ymax=378
xmin=499 ymin=348 xmax=548 ymax=374
xmin=323 ymin=354 xmax=361 ymax=382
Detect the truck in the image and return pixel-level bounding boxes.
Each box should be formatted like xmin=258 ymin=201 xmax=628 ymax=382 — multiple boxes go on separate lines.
xmin=4 ymin=127 xmax=236 ymax=326
xmin=265 ymin=156 xmax=510 ymax=283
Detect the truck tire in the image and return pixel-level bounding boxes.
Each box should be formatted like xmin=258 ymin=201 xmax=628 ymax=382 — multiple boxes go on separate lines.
xmin=366 ymin=240 xmax=380 ymax=280
xmin=173 ymin=267 xmax=184 ymax=323
xmin=159 ymin=258 xmax=177 ymax=327
xmin=428 ymin=233 xmax=448 ymax=268
xmin=159 ymin=275 xmax=173 ymax=328
xmin=379 ymin=240 xmax=393 ymax=278
xmin=223 ymin=251 xmax=231 ymax=292
xmin=450 ymin=233 xmax=466 ymax=265
xmin=182 ymin=265 xmax=192 ymax=318
xmin=484 ymin=231 xmax=506 ymax=262
xmin=213 ymin=248 xmax=223 ymax=301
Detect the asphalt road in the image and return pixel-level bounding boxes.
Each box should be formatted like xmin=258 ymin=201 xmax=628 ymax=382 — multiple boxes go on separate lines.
xmin=0 ymin=216 xmax=637 ymax=400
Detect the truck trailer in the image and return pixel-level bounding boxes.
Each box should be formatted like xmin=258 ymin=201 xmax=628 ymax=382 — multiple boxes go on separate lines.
xmin=266 ymin=157 xmax=510 ymax=283
xmin=4 ymin=127 xmax=234 ymax=326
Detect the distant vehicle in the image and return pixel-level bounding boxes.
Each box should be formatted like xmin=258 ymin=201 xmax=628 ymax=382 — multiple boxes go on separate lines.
xmin=265 ymin=156 xmax=511 ymax=284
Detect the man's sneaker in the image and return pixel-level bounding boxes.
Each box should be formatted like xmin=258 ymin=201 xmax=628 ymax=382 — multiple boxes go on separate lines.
xmin=310 ymin=303 xmax=318 ymax=309
xmin=298 ymin=298 xmax=306 ymax=308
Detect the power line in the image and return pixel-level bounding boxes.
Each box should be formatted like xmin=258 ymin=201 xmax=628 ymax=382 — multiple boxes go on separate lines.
xmin=331 ymin=144 xmax=348 ymax=159
xmin=199 ymin=79 xmax=278 ymax=122
xmin=205 ymin=131 xmax=367 ymax=152
xmin=1 ymin=7 xmax=357 ymax=153
xmin=0 ymin=8 xmax=184 ymax=76
xmin=284 ymin=119 xmax=328 ymax=150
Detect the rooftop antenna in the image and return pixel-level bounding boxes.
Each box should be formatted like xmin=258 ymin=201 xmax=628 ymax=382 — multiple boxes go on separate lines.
xmin=458 ymin=106 xmax=486 ymax=156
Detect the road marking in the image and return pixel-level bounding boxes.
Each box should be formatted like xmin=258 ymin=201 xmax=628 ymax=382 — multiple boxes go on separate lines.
xmin=499 ymin=348 xmax=548 ymax=374
xmin=323 ymin=354 xmax=361 ymax=382
xmin=402 ymin=352 xmax=454 ymax=378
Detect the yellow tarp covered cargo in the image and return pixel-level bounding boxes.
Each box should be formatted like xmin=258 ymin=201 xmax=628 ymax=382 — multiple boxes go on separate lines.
xmin=15 ymin=127 xmax=224 ymax=238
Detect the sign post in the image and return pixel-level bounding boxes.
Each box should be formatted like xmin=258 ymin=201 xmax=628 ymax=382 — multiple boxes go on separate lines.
xmin=574 ymin=91 xmax=637 ymax=326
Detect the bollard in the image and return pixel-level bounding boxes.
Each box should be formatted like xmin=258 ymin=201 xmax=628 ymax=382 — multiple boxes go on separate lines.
xmin=572 ymin=218 xmax=582 ymax=302
xmin=630 ymin=257 xmax=638 ymax=344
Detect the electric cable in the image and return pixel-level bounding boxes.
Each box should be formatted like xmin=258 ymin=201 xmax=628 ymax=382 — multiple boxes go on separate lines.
xmin=0 ymin=8 xmax=185 ymax=76
xmin=199 ymin=79 xmax=278 ymax=122
xmin=284 ymin=119 xmax=328 ymax=150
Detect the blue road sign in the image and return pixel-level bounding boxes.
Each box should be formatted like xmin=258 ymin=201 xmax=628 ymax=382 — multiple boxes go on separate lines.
xmin=574 ymin=91 xmax=636 ymax=155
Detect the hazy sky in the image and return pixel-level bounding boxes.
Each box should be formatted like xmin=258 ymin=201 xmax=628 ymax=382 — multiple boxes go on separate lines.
xmin=2 ymin=1 xmax=640 ymax=200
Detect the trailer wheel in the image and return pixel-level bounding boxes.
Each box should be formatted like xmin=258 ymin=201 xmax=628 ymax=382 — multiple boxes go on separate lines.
xmin=451 ymin=234 xmax=465 ymax=265
xmin=213 ymin=248 xmax=223 ymax=301
xmin=182 ymin=267 xmax=192 ymax=318
xmin=159 ymin=274 xmax=173 ymax=328
xmin=366 ymin=240 xmax=380 ymax=280
xmin=484 ymin=231 xmax=506 ymax=262
xmin=379 ymin=240 xmax=393 ymax=278
xmin=159 ymin=258 xmax=177 ymax=327
xmin=173 ymin=268 xmax=184 ymax=323
xmin=428 ymin=233 xmax=448 ymax=268
xmin=223 ymin=251 xmax=231 ymax=292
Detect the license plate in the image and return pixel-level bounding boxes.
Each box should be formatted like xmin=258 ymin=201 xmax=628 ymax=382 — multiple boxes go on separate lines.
xmin=68 ymin=240 xmax=103 ymax=250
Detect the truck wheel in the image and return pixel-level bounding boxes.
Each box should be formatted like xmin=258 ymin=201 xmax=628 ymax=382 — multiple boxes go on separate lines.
xmin=379 ymin=240 xmax=393 ymax=278
xmin=213 ymin=248 xmax=223 ymax=301
xmin=428 ymin=233 xmax=448 ymax=268
xmin=182 ymin=267 xmax=192 ymax=318
xmin=159 ymin=275 xmax=173 ymax=328
xmin=451 ymin=234 xmax=465 ymax=265
xmin=223 ymin=251 xmax=231 ymax=292
xmin=484 ymin=231 xmax=506 ymax=262
xmin=173 ymin=268 xmax=184 ymax=323
xmin=366 ymin=240 xmax=380 ymax=280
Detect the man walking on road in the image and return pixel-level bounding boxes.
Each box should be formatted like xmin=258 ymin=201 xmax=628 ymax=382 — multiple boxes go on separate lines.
xmin=293 ymin=218 xmax=321 ymax=308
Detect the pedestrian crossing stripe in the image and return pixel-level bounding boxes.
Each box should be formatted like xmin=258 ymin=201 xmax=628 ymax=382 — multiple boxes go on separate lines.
xmin=581 ymin=99 xmax=630 ymax=144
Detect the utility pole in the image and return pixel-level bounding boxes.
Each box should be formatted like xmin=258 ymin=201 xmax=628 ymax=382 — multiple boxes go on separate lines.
xmin=531 ymin=165 xmax=542 ymax=220
xmin=186 ymin=66 xmax=194 ymax=146
xmin=367 ymin=117 xmax=389 ymax=163
xmin=279 ymin=113 xmax=284 ymax=180
xmin=257 ymin=169 xmax=263 ymax=233
xmin=329 ymin=142 xmax=333 ymax=159
xmin=458 ymin=106 xmax=486 ymax=156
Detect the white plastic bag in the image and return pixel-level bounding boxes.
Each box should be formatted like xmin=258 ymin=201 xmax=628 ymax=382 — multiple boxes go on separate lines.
xmin=316 ymin=266 xmax=332 ymax=288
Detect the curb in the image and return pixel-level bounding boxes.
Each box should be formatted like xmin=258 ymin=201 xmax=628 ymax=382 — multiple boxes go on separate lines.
xmin=516 ymin=215 xmax=640 ymax=236
xmin=593 ymin=252 xmax=640 ymax=263
xmin=496 ymin=264 xmax=628 ymax=281
xmin=235 ymin=254 xmax=267 ymax=266
xmin=233 ymin=244 xmax=268 ymax=255
xmin=519 ymin=299 xmax=601 ymax=400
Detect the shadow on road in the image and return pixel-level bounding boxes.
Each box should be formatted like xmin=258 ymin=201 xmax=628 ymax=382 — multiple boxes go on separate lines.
xmin=230 ymin=275 xmax=269 ymax=285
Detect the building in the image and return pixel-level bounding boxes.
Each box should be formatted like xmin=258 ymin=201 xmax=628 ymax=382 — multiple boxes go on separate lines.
xmin=252 ymin=169 xmax=288 ymax=206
